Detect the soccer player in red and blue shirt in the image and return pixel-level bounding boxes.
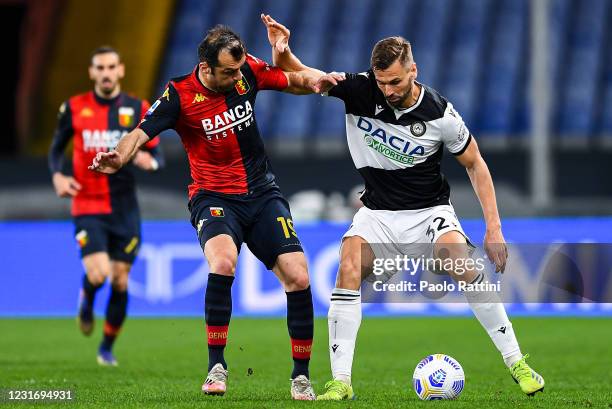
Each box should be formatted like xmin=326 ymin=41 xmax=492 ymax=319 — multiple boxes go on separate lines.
xmin=49 ymin=46 xmax=163 ymax=367
xmin=90 ymin=26 xmax=325 ymax=399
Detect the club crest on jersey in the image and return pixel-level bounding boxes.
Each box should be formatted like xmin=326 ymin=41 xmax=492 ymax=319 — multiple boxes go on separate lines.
xmin=235 ymin=77 xmax=250 ymax=95
xmin=410 ymin=121 xmax=427 ymax=137
xmin=118 ymin=107 xmax=135 ymax=127
xmin=210 ymin=207 xmax=224 ymax=217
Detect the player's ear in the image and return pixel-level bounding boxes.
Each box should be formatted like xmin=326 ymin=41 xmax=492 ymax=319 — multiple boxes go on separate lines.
xmin=118 ymin=63 xmax=125 ymax=79
xmin=411 ymin=62 xmax=418 ymax=80
xmin=199 ymin=62 xmax=212 ymax=75
xmin=88 ymin=64 xmax=95 ymax=81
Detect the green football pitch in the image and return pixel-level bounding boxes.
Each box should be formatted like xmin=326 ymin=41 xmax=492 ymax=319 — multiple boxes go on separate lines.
xmin=0 ymin=317 xmax=610 ymax=408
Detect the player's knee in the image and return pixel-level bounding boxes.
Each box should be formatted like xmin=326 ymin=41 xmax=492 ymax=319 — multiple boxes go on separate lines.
xmin=86 ymin=267 xmax=108 ymax=286
xmin=283 ymin=269 xmax=310 ymax=291
xmin=209 ymin=255 xmax=236 ymax=276
xmin=110 ymin=273 xmax=128 ymax=291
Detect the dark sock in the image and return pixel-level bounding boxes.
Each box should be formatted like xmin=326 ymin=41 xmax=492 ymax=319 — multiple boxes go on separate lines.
xmin=205 ymin=273 xmax=234 ymax=371
xmin=100 ymin=288 xmax=128 ymax=351
xmin=82 ymin=274 xmax=102 ymax=306
xmin=287 ymin=286 xmax=314 ymax=379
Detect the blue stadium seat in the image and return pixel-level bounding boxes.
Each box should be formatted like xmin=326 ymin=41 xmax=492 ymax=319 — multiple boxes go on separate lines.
xmin=442 ymin=0 xmax=490 ymax=131
xmin=248 ymin=0 xmax=299 ymax=139
xmin=412 ymin=0 xmax=450 ymax=87
xmin=599 ymin=10 xmax=612 ymax=138
xmin=478 ymin=0 xmax=526 ymax=135
xmin=158 ymin=0 xmax=612 ymax=143
xmin=557 ymin=0 xmax=607 ymax=138
xmin=372 ymin=0 xmax=416 ymax=42
xmin=314 ymin=0 xmax=375 ymax=138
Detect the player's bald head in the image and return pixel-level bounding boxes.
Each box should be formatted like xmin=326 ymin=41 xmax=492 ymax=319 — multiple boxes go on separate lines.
xmin=371 ymin=36 xmax=413 ymax=71
xmin=199 ymin=25 xmax=246 ymax=68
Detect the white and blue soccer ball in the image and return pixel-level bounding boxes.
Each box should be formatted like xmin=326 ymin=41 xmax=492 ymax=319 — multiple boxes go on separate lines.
xmin=412 ymin=354 xmax=465 ymax=400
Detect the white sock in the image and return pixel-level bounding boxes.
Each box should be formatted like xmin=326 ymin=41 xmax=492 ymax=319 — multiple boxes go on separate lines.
xmin=328 ymin=288 xmax=361 ymax=385
xmin=463 ymin=273 xmax=522 ymax=368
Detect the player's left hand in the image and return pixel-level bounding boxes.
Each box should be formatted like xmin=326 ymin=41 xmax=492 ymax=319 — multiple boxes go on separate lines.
xmin=132 ymin=150 xmax=159 ymax=171
xmin=313 ymin=72 xmax=346 ymax=93
xmin=89 ymin=150 xmax=123 ymax=174
xmin=261 ymin=13 xmax=290 ymax=53
xmin=483 ymin=227 xmax=508 ymax=273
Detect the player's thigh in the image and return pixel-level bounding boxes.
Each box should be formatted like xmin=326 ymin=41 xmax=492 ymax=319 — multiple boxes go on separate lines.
xmin=204 ymin=234 xmax=239 ymax=277
xmin=107 ymin=207 xmax=141 ymax=265
xmin=110 ymin=260 xmax=131 ymax=291
xmin=75 ymin=215 xmax=110 ymax=284
xmin=433 ymin=223 xmax=476 ymax=283
xmin=337 ymin=235 xmax=375 ymax=290
xmin=82 ymin=252 xmax=111 ymax=285
xmin=245 ymin=195 xmax=303 ymax=271
xmin=272 ymin=251 xmax=309 ymax=291
xmin=189 ymin=194 xmax=243 ymax=277
xmin=340 ymin=207 xmax=391 ymax=288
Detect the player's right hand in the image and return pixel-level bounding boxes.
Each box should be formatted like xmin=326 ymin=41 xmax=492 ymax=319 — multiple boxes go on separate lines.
xmin=52 ymin=173 xmax=81 ymax=198
xmin=313 ymin=72 xmax=346 ymax=94
xmin=89 ymin=150 xmax=123 ymax=174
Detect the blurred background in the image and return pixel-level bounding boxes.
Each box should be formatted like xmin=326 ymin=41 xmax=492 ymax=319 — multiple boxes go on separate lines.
xmin=2 ymin=0 xmax=612 ymax=221
xmin=1 ymin=0 xmax=611 ymax=316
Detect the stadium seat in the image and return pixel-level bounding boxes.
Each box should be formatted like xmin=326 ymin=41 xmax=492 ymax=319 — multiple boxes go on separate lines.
xmin=442 ymin=0 xmax=490 ymax=132
xmin=478 ymin=0 xmax=526 ymax=136
xmin=556 ymin=0 xmax=607 ymax=139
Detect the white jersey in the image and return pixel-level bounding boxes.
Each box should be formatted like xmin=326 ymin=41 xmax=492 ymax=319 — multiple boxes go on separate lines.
xmin=326 ymin=71 xmax=472 ymax=210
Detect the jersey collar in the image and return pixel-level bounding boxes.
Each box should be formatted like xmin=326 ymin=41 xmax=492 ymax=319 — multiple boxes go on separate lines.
xmin=387 ymin=81 xmax=425 ymax=120
xmin=93 ymin=91 xmax=122 ymax=106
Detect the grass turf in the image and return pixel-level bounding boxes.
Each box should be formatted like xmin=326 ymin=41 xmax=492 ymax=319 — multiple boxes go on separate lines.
xmin=0 ymin=317 xmax=610 ymax=408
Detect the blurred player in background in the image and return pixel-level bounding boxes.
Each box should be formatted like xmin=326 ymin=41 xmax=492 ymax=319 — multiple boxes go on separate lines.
xmin=89 ymin=24 xmax=326 ymax=400
xmin=48 ymin=46 xmax=163 ymax=367
xmin=264 ymin=17 xmax=545 ymax=400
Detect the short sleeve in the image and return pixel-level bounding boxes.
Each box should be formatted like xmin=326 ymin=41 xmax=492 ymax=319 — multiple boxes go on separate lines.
xmin=440 ymin=102 xmax=472 ymax=155
xmin=324 ymin=72 xmax=362 ymax=102
xmin=138 ymin=83 xmax=181 ymax=138
xmin=246 ymin=54 xmax=288 ymax=91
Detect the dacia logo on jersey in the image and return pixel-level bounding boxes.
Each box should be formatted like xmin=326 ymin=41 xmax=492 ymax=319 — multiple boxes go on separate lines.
xmin=118 ymin=106 xmax=135 ymax=127
xmin=210 ymin=207 xmax=224 ymax=217
xmin=358 ymin=117 xmax=425 ymax=165
xmin=80 ymin=107 xmax=94 ymax=118
xmin=235 ymin=77 xmax=250 ymax=95
xmin=192 ymin=93 xmax=207 ymax=104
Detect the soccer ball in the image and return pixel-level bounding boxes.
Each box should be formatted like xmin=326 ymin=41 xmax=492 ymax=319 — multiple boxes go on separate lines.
xmin=412 ymin=354 xmax=465 ymax=400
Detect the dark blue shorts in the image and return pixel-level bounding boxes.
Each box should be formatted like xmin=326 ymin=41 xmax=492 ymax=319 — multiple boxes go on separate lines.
xmin=188 ymin=187 xmax=303 ymax=269
xmin=73 ymin=199 xmax=141 ymax=264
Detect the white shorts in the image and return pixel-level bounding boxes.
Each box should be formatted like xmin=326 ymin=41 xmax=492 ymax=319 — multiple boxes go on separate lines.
xmin=343 ymin=205 xmax=472 ymax=280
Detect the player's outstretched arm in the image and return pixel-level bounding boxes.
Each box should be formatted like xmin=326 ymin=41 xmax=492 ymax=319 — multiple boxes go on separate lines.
xmin=455 ymin=138 xmax=508 ymax=273
xmin=89 ymin=128 xmax=149 ymax=174
xmin=261 ymin=13 xmax=327 ymax=94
